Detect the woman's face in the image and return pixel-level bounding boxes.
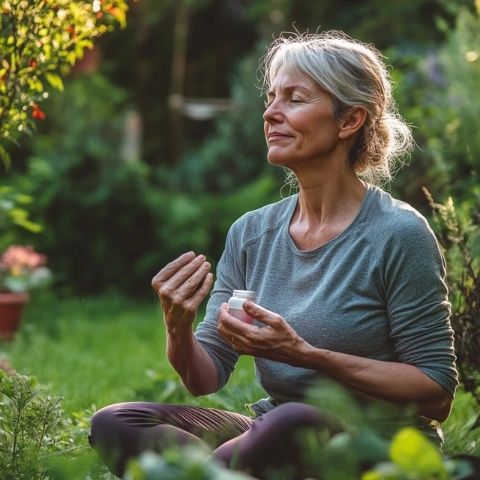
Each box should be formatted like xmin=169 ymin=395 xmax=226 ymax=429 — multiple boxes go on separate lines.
xmin=263 ymin=67 xmax=342 ymax=169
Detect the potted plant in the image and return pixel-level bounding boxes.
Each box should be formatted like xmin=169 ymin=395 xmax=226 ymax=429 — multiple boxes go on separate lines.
xmin=0 ymin=245 xmax=51 ymax=340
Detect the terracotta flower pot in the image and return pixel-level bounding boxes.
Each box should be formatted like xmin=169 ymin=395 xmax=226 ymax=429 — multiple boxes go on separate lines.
xmin=0 ymin=292 xmax=29 ymax=341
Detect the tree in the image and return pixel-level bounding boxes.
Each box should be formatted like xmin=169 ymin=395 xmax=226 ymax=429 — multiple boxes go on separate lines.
xmin=0 ymin=0 xmax=128 ymax=167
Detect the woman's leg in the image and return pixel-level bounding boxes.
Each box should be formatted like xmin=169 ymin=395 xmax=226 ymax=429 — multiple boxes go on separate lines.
xmin=89 ymin=402 xmax=253 ymax=477
xmin=213 ymin=402 xmax=343 ymax=480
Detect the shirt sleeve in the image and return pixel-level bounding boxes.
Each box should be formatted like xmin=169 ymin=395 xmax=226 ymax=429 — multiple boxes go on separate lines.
xmin=194 ymin=220 xmax=245 ymax=390
xmin=383 ymin=213 xmax=459 ymax=396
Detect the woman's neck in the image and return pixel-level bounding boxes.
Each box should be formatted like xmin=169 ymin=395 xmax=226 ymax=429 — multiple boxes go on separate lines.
xmin=287 ymin=168 xmax=367 ymax=251
xmin=294 ymin=170 xmax=366 ymax=227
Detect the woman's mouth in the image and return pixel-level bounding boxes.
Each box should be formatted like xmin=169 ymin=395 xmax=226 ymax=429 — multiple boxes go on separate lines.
xmin=268 ymin=132 xmax=292 ymax=142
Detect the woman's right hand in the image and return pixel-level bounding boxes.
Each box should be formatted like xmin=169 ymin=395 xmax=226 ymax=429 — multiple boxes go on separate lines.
xmin=151 ymin=252 xmax=214 ymax=334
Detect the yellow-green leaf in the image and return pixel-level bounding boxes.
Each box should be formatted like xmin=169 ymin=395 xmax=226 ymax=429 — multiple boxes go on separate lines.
xmin=390 ymin=427 xmax=447 ymax=478
xmin=0 ymin=143 xmax=11 ymax=170
xmin=361 ymin=471 xmax=382 ymax=480
xmin=13 ymin=217 xmax=44 ymax=233
xmin=45 ymin=72 xmax=64 ymax=91
xmin=14 ymin=194 xmax=33 ymax=204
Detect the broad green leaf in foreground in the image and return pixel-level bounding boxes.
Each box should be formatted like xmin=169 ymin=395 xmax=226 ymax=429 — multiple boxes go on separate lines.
xmin=390 ymin=427 xmax=447 ymax=478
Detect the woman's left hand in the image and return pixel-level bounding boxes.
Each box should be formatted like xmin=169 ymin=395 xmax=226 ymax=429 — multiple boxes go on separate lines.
xmin=218 ymin=301 xmax=309 ymax=366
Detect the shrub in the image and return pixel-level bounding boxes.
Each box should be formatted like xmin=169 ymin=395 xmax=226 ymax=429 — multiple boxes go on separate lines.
xmin=125 ymin=447 xmax=254 ymax=480
xmin=0 ymin=370 xmax=112 ymax=479
xmin=0 ymin=0 xmax=127 ymax=166
xmin=0 ymin=371 xmax=64 ymax=479
xmin=423 ymin=189 xmax=480 ymax=405
xmin=0 ymin=185 xmax=43 ymax=251
xmin=390 ymin=5 xmax=480 ymax=205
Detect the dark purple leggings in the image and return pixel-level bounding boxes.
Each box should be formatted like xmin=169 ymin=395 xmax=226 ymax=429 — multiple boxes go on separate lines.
xmin=89 ymin=401 xmax=342 ymax=479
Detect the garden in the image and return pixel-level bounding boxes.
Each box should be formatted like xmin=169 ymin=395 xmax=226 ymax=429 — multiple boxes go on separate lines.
xmin=1 ymin=0 xmax=480 ymax=478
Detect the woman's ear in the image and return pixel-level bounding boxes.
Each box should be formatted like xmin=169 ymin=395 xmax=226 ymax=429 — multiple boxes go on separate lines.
xmin=338 ymin=107 xmax=368 ymax=140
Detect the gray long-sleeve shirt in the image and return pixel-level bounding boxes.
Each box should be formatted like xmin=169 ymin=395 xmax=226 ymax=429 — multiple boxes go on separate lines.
xmin=195 ymin=184 xmax=458 ymax=416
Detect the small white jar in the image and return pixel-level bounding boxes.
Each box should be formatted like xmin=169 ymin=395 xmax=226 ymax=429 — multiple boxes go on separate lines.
xmin=228 ymin=290 xmax=256 ymax=324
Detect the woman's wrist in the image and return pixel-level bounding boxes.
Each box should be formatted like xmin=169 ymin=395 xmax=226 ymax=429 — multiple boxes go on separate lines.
xmin=294 ymin=340 xmax=328 ymax=369
xmin=167 ymin=325 xmax=194 ymax=339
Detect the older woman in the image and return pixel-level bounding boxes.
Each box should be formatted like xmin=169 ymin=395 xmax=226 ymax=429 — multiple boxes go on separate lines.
xmin=90 ymin=31 xmax=458 ymax=479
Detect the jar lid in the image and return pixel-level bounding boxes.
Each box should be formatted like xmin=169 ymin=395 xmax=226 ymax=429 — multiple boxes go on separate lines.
xmin=232 ymin=290 xmax=256 ymax=299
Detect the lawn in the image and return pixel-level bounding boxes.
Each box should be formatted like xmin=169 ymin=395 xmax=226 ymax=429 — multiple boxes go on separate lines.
xmin=0 ymin=293 xmax=478 ymax=478
xmin=2 ymin=293 xmax=265 ymax=415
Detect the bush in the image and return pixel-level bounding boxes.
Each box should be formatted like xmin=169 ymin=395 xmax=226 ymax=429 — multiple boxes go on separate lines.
xmin=0 ymin=185 xmax=43 ymax=251
xmin=423 ymin=189 xmax=480 ymax=405
xmin=125 ymin=447 xmax=254 ymax=480
xmin=0 ymin=0 xmax=127 ymax=166
xmin=390 ymin=6 xmax=480 ymax=205
xmin=0 ymin=370 xmax=116 ymax=479
xmin=0 ymin=371 xmax=64 ymax=479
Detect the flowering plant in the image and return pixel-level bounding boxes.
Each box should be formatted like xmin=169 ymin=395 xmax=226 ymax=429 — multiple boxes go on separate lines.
xmin=0 ymin=245 xmax=52 ymax=293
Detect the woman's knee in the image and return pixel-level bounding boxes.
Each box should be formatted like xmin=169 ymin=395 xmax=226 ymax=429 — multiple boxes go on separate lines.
xmin=89 ymin=402 xmax=133 ymax=447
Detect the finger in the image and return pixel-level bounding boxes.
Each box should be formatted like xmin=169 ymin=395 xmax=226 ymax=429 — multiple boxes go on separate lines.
xmin=244 ymin=301 xmax=283 ymax=327
xmin=156 ymin=255 xmax=207 ymax=294
xmin=166 ymin=255 xmax=209 ymax=290
xmin=218 ymin=304 xmax=258 ymax=338
xmin=186 ymin=272 xmax=214 ymax=310
xmin=152 ymin=252 xmax=195 ymax=285
xmin=176 ymin=261 xmax=211 ymax=297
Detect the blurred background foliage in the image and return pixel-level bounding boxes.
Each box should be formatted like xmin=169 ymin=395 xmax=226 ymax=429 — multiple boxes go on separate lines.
xmin=1 ymin=0 xmax=479 ymax=296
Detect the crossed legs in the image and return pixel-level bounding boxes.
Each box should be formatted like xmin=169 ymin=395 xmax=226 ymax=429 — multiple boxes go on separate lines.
xmin=89 ymin=401 xmax=342 ymax=479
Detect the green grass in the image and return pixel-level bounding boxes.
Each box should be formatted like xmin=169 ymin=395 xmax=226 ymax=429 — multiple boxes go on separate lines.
xmin=0 ymin=293 xmax=268 ymax=478
xmin=0 ymin=293 xmax=265 ymax=415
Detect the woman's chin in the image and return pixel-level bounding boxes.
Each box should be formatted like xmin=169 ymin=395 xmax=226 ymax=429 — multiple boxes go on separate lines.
xmin=267 ymin=152 xmax=292 ymax=167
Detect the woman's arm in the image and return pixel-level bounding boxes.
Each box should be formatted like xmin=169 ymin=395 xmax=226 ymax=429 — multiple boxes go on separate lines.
xmin=218 ymin=301 xmax=453 ymax=422
xmin=166 ymin=329 xmax=219 ymax=396
xmin=152 ymin=251 xmax=218 ymax=396
xmin=297 ymin=341 xmax=453 ymax=421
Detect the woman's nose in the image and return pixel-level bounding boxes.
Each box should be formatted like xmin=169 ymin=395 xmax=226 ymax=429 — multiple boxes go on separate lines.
xmin=263 ymin=100 xmax=282 ymax=123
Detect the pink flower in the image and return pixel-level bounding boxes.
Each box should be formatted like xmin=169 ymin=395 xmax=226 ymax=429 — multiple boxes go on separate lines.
xmin=0 ymin=246 xmax=51 ymax=292
xmin=0 ymin=245 xmax=47 ymax=274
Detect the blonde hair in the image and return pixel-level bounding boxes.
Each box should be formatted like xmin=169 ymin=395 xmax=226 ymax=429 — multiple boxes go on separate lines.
xmin=261 ymin=30 xmax=413 ymax=184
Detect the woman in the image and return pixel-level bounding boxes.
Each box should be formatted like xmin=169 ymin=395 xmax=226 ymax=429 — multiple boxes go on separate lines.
xmin=90 ymin=31 xmax=458 ymax=478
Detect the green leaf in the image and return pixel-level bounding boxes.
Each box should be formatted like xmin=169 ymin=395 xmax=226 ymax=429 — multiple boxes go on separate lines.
xmin=389 ymin=427 xmax=447 ymax=478
xmin=9 ymin=207 xmax=43 ymax=232
xmin=361 ymin=462 xmax=404 ymax=480
xmin=0 ymin=143 xmax=11 ymax=169
xmin=12 ymin=217 xmax=44 ymax=233
xmin=45 ymin=72 xmax=64 ymax=91
xmin=14 ymin=193 xmax=33 ymax=204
